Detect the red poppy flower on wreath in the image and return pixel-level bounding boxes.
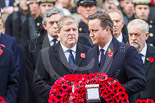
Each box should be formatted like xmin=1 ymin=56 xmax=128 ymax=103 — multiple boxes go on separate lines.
xmin=48 ymin=73 xmax=129 ymax=103
xmin=147 ymin=99 xmax=154 ymax=103
xmin=146 ymin=57 xmax=154 ymax=63
xmin=136 ymin=99 xmax=154 ymax=103
xmin=0 ymin=97 xmax=7 ymax=103
xmin=0 ymin=48 xmax=3 ymax=55
xmin=108 ymin=48 xmax=113 ymax=57
xmin=80 ymin=53 xmax=85 ymax=58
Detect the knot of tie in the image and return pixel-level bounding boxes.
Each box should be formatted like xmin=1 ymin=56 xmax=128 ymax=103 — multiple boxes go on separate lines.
xmin=52 ymin=39 xmax=57 ymax=45
xmin=138 ymin=53 xmax=143 ymax=58
xmin=100 ymin=49 xmax=104 ymax=54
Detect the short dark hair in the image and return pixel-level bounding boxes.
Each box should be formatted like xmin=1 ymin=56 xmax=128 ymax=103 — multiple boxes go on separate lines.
xmin=88 ymin=12 xmax=113 ymax=33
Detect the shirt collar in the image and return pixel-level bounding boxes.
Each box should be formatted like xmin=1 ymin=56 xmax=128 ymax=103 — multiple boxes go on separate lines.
xmin=116 ymin=33 xmax=123 ymax=42
xmin=140 ymin=43 xmax=147 ymax=57
xmin=60 ymin=42 xmax=77 ymax=53
xmin=0 ymin=32 xmax=1 ymax=38
xmin=99 ymin=37 xmax=112 ymax=53
xmin=47 ymin=33 xmax=59 ymax=42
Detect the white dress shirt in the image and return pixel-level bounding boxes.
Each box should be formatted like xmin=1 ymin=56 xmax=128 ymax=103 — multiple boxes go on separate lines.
xmin=47 ymin=34 xmax=59 ymax=46
xmin=60 ymin=43 xmax=77 ymax=62
xmin=98 ymin=37 xmax=112 ymax=62
xmin=116 ymin=33 xmax=123 ymax=43
xmin=5 ymin=0 xmax=9 ymax=7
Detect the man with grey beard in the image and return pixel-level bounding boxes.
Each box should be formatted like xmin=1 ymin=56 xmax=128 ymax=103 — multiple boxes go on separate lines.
xmin=128 ymin=19 xmax=155 ymax=101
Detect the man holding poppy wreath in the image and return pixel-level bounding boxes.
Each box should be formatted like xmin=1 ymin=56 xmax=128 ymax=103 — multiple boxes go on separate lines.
xmin=128 ymin=19 xmax=155 ymax=101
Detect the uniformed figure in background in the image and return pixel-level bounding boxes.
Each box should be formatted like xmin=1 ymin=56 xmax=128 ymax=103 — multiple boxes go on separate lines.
xmin=119 ymin=0 xmax=134 ymax=35
xmin=5 ymin=0 xmax=29 ymax=44
xmin=34 ymin=0 xmax=56 ymax=37
xmin=133 ymin=0 xmax=155 ymax=46
xmin=77 ymin=0 xmax=98 ymax=47
xmin=20 ymin=0 xmax=40 ymax=46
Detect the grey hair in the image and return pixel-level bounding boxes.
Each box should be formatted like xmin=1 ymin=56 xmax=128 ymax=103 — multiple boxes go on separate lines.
xmin=57 ymin=16 xmax=79 ymax=30
xmin=127 ymin=19 xmax=149 ymax=34
xmin=42 ymin=8 xmax=64 ymax=24
xmin=106 ymin=9 xmax=124 ymax=21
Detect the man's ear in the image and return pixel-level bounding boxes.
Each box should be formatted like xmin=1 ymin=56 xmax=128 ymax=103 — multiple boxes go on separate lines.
xmin=77 ymin=7 xmax=81 ymax=14
xmin=57 ymin=30 xmax=60 ymax=36
xmin=43 ymin=24 xmax=47 ymax=30
xmin=145 ymin=32 xmax=149 ymax=40
xmin=105 ymin=26 xmax=110 ymax=31
xmin=122 ymin=21 xmax=125 ymax=27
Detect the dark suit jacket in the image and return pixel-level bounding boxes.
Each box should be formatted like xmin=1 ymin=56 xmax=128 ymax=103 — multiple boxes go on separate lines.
xmin=138 ymin=45 xmax=155 ymax=101
xmin=24 ymin=34 xmax=49 ymax=103
xmin=86 ymin=37 xmax=146 ymax=103
xmin=1 ymin=34 xmax=20 ymax=76
xmin=0 ymin=0 xmax=15 ymax=8
xmin=122 ymin=33 xmax=129 ymax=44
xmin=16 ymin=44 xmax=28 ymax=103
xmin=0 ymin=47 xmax=18 ymax=103
xmin=1 ymin=34 xmax=28 ymax=103
xmin=33 ymin=42 xmax=90 ymax=102
xmin=78 ymin=20 xmax=93 ymax=47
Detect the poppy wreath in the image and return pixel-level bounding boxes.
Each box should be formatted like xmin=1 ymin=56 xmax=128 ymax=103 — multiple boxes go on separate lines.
xmin=136 ymin=99 xmax=154 ymax=103
xmin=48 ymin=73 xmax=129 ymax=103
xmin=0 ymin=97 xmax=7 ymax=103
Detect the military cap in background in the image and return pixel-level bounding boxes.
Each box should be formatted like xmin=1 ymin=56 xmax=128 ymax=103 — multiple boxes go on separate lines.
xmin=133 ymin=0 xmax=151 ymax=5
xmin=77 ymin=0 xmax=97 ymax=7
xmin=38 ymin=0 xmax=56 ymax=4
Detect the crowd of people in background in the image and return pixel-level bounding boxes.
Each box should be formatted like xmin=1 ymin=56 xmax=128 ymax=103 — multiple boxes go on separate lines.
xmin=0 ymin=0 xmax=155 ymax=103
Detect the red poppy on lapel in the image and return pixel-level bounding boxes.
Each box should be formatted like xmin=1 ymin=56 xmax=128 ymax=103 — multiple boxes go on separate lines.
xmin=146 ymin=57 xmax=154 ymax=63
xmin=0 ymin=48 xmax=3 ymax=55
xmin=0 ymin=44 xmax=5 ymax=47
xmin=126 ymin=41 xmax=130 ymax=45
xmin=108 ymin=48 xmax=113 ymax=57
xmin=80 ymin=53 xmax=85 ymax=58
xmin=108 ymin=51 xmax=113 ymax=57
xmin=148 ymin=57 xmax=154 ymax=63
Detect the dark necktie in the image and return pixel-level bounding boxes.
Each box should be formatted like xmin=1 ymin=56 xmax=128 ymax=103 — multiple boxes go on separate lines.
xmin=68 ymin=49 xmax=74 ymax=71
xmin=52 ymin=39 xmax=57 ymax=45
xmin=138 ymin=53 xmax=143 ymax=64
xmin=99 ymin=49 xmax=105 ymax=67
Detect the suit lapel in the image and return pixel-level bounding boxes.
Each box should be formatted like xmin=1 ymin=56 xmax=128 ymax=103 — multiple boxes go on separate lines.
xmin=41 ymin=35 xmax=50 ymax=49
xmin=73 ymin=43 xmax=85 ymax=73
xmin=54 ymin=43 xmax=73 ymax=73
xmin=99 ymin=38 xmax=118 ymax=73
xmin=144 ymin=46 xmax=154 ymax=75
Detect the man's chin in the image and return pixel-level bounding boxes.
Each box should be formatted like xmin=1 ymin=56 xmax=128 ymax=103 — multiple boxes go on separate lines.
xmin=131 ymin=43 xmax=139 ymax=48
